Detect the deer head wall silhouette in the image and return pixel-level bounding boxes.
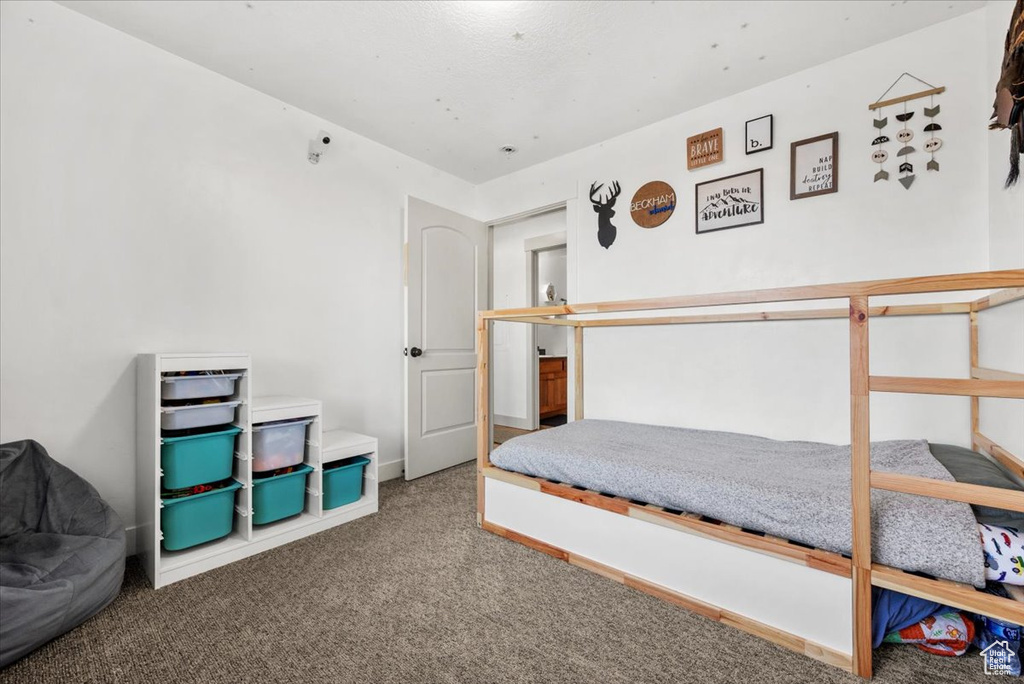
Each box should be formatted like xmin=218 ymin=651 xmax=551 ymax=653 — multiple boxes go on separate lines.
xmin=589 ymin=181 xmax=621 ymax=249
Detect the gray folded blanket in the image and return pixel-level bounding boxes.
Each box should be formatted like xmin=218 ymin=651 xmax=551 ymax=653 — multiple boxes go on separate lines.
xmin=490 ymin=419 xmax=985 ymax=586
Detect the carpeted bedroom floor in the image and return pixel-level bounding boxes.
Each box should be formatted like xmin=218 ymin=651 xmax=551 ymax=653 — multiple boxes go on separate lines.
xmin=0 ymin=463 xmax=991 ymax=683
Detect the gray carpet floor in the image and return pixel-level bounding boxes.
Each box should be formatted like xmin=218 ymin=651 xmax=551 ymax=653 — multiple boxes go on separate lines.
xmin=0 ymin=463 xmax=991 ymax=683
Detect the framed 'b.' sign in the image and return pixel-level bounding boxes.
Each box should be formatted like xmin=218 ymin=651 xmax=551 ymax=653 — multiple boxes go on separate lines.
xmin=790 ymin=132 xmax=838 ymax=200
xmin=745 ymin=114 xmax=773 ymax=154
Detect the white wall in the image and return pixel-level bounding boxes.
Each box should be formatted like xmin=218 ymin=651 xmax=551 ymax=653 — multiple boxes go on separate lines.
xmin=491 ymin=210 xmax=567 ymax=426
xmin=0 ymin=0 xmax=478 ymax=531
xmin=536 ymin=247 xmax=568 ymax=357
xmin=2 ymin=0 xmax=1020 ymax=541
xmin=477 ymin=10 xmax=1006 ymax=448
xmin=980 ymin=1 xmax=1024 ymax=460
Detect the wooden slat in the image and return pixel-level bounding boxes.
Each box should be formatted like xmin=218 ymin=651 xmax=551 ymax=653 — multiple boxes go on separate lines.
xmin=481 ymin=520 xmax=853 ymax=673
xmin=870 ymin=375 xmax=1024 ymax=399
xmin=480 ymin=270 xmax=1024 ymax=320
xmin=481 ymin=466 xmax=851 ymax=577
xmin=872 ymin=564 xmax=1024 ymax=625
xmin=508 ymin=315 xmax=579 ymax=327
xmin=628 ymin=506 xmax=851 ymax=576
xmin=871 ymin=471 xmax=1024 ymax=512
xmin=482 ymin=520 xmax=568 ymax=561
xmin=574 ymin=326 xmax=584 ymax=421
xmin=581 ymin=302 xmax=971 ymax=328
xmin=973 ymin=287 xmax=1024 ymax=312
xmin=970 ymin=312 xmax=979 ymax=445
xmin=973 ymin=366 xmax=1024 ymax=382
xmin=483 ymin=465 xmax=541 ymax=491
xmin=973 ymin=432 xmax=1024 ymax=481
xmin=848 ymin=296 xmax=872 ymax=680
xmin=868 ymin=86 xmax=946 ymax=111
xmin=476 ymin=314 xmax=489 ymax=526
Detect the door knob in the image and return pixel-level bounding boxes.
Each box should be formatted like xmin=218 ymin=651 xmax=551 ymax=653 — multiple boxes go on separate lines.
xmin=409 ymin=347 xmax=423 ymax=358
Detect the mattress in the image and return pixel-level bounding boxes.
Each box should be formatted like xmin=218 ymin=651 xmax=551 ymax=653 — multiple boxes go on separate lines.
xmin=489 ymin=419 xmax=986 ymax=587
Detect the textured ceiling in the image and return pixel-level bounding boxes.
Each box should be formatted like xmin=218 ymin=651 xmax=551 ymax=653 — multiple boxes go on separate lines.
xmin=57 ymin=0 xmax=985 ymax=182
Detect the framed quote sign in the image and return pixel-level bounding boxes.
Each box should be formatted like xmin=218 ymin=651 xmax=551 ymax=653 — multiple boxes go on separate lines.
xmin=694 ymin=168 xmax=764 ymax=234
xmin=629 ymin=181 xmax=676 ymax=228
xmin=790 ymin=132 xmax=838 ymax=200
xmin=687 ymin=127 xmax=723 ymax=170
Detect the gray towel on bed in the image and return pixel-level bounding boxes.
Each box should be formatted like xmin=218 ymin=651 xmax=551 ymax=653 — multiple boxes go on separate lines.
xmin=490 ymin=419 xmax=985 ymax=587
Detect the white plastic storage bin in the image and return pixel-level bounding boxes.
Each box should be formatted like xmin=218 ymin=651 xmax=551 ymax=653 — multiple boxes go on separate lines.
xmin=161 ymin=372 xmax=243 ymax=401
xmin=252 ymin=418 xmax=313 ymax=472
xmin=160 ymin=401 xmax=241 ymax=431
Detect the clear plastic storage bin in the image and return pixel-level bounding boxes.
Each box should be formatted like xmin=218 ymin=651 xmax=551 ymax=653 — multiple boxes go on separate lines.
xmin=161 ymin=372 xmax=243 ymax=401
xmin=160 ymin=401 xmax=241 ymax=431
xmin=251 ymin=418 xmax=313 ymax=472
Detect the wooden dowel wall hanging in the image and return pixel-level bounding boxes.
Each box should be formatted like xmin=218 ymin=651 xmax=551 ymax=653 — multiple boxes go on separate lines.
xmin=869 ymin=73 xmax=945 ymax=190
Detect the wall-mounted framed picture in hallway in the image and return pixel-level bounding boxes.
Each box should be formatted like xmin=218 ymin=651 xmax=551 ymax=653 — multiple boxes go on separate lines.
xmin=694 ymin=168 xmax=764 ymax=234
xmin=745 ymin=114 xmax=773 ymax=154
xmin=790 ymin=131 xmax=838 ymax=200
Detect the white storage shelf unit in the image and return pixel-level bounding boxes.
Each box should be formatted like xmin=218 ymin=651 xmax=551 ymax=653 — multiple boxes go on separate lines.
xmin=137 ymin=355 xmax=378 ymax=589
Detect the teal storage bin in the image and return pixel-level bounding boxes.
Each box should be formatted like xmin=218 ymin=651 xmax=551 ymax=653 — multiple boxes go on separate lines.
xmin=161 ymin=480 xmax=242 ymax=551
xmin=322 ymin=456 xmax=370 ymax=510
xmin=161 ymin=426 xmax=241 ymax=490
xmin=251 ymin=464 xmax=313 ymax=525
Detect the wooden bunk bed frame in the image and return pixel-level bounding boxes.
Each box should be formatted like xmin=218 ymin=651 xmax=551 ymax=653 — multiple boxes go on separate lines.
xmin=475 ymin=269 xmax=1024 ymax=679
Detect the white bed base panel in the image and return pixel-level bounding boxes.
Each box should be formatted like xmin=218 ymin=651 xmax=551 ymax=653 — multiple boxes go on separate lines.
xmin=485 ymin=478 xmax=853 ymax=655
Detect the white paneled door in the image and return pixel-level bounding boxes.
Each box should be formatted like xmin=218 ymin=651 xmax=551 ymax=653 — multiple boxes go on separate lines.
xmin=405 ymin=197 xmax=488 ymax=480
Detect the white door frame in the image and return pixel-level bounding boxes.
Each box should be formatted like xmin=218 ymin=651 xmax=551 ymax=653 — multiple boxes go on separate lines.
xmin=523 ymin=233 xmax=568 ymax=430
xmin=487 ymin=201 xmax=572 ymax=432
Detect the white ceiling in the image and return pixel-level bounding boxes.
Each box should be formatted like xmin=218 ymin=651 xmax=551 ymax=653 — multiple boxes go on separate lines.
xmin=57 ymin=0 xmax=985 ymax=183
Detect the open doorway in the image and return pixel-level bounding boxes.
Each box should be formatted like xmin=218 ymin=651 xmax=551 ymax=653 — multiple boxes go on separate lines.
xmin=489 ymin=208 xmax=567 ymax=443
xmin=532 ymin=245 xmax=569 ymax=428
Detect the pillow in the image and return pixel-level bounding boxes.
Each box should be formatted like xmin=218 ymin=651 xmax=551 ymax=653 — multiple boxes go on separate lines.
xmin=928 ymin=443 xmax=1024 ymax=528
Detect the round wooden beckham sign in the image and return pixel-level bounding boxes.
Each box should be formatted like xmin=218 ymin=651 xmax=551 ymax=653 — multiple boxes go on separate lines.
xmin=630 ymin=181 xmax=676 ymax=228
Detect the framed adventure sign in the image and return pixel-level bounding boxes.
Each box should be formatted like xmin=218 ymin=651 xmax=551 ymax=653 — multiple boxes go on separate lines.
xmin=790 ymin=132 xmax=838 ymax=200
xmin=687 ymin=127 xmax=723 ymax=170
xmin=694 ymin=168 xmax=764 ymax=234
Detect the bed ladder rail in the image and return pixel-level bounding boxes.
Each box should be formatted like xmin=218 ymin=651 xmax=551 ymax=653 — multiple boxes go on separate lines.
xmin=869 ymin=376 xmax=1024 ymax=398
xmin=870 ymin=472 xmax=1024 ymax=512
xmin=871 ymin=565 xmax=1024 ymax=625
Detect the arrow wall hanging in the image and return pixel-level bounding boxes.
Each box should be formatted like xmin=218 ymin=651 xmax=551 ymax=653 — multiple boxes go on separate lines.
xmin=869 ymin=73 xmax=946 ymax=191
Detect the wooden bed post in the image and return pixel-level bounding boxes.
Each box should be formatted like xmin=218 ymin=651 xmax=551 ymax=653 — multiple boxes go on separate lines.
xmin=574 ymin=325 xmax=584 ymax=421
xmin=477 ymin=313 xmax=489 ymax=527
xmin=849 ymin=295 xmax=873 ymax=679
xmin=969 ymin=309 xmax=979 ymax=450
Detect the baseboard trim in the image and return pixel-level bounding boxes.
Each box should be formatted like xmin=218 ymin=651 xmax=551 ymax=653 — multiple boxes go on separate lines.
xmin=125 ymin=524 xmax=138 ymax=558
xmin=494 ymin=414 xmax=533 ymax=431
xmin=379 ymin=459 xmax=404 ymax=482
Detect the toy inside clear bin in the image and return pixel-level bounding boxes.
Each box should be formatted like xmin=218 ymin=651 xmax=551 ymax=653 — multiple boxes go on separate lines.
xmin=251 ymin=418 xmax=313 ymax=472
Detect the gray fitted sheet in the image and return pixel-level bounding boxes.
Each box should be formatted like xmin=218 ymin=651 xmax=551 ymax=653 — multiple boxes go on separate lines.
xmin=490 ymin=419 xmax=985 ymax=586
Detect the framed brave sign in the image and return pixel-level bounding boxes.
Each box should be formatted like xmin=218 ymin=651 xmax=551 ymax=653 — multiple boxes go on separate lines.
xmin=630 ymin=180 xmax=676 ymax=228
xmin=694 ymin=168 xmax=764 ymax=234
xmin=790 ymin=132 xmax=838 ymax=200
xmin=687 ymin=127 xmax=723 ymax=170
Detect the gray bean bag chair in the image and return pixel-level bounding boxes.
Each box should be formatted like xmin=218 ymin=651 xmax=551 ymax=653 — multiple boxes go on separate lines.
xmin=0 ymin=440 xmax=125 ymax=667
